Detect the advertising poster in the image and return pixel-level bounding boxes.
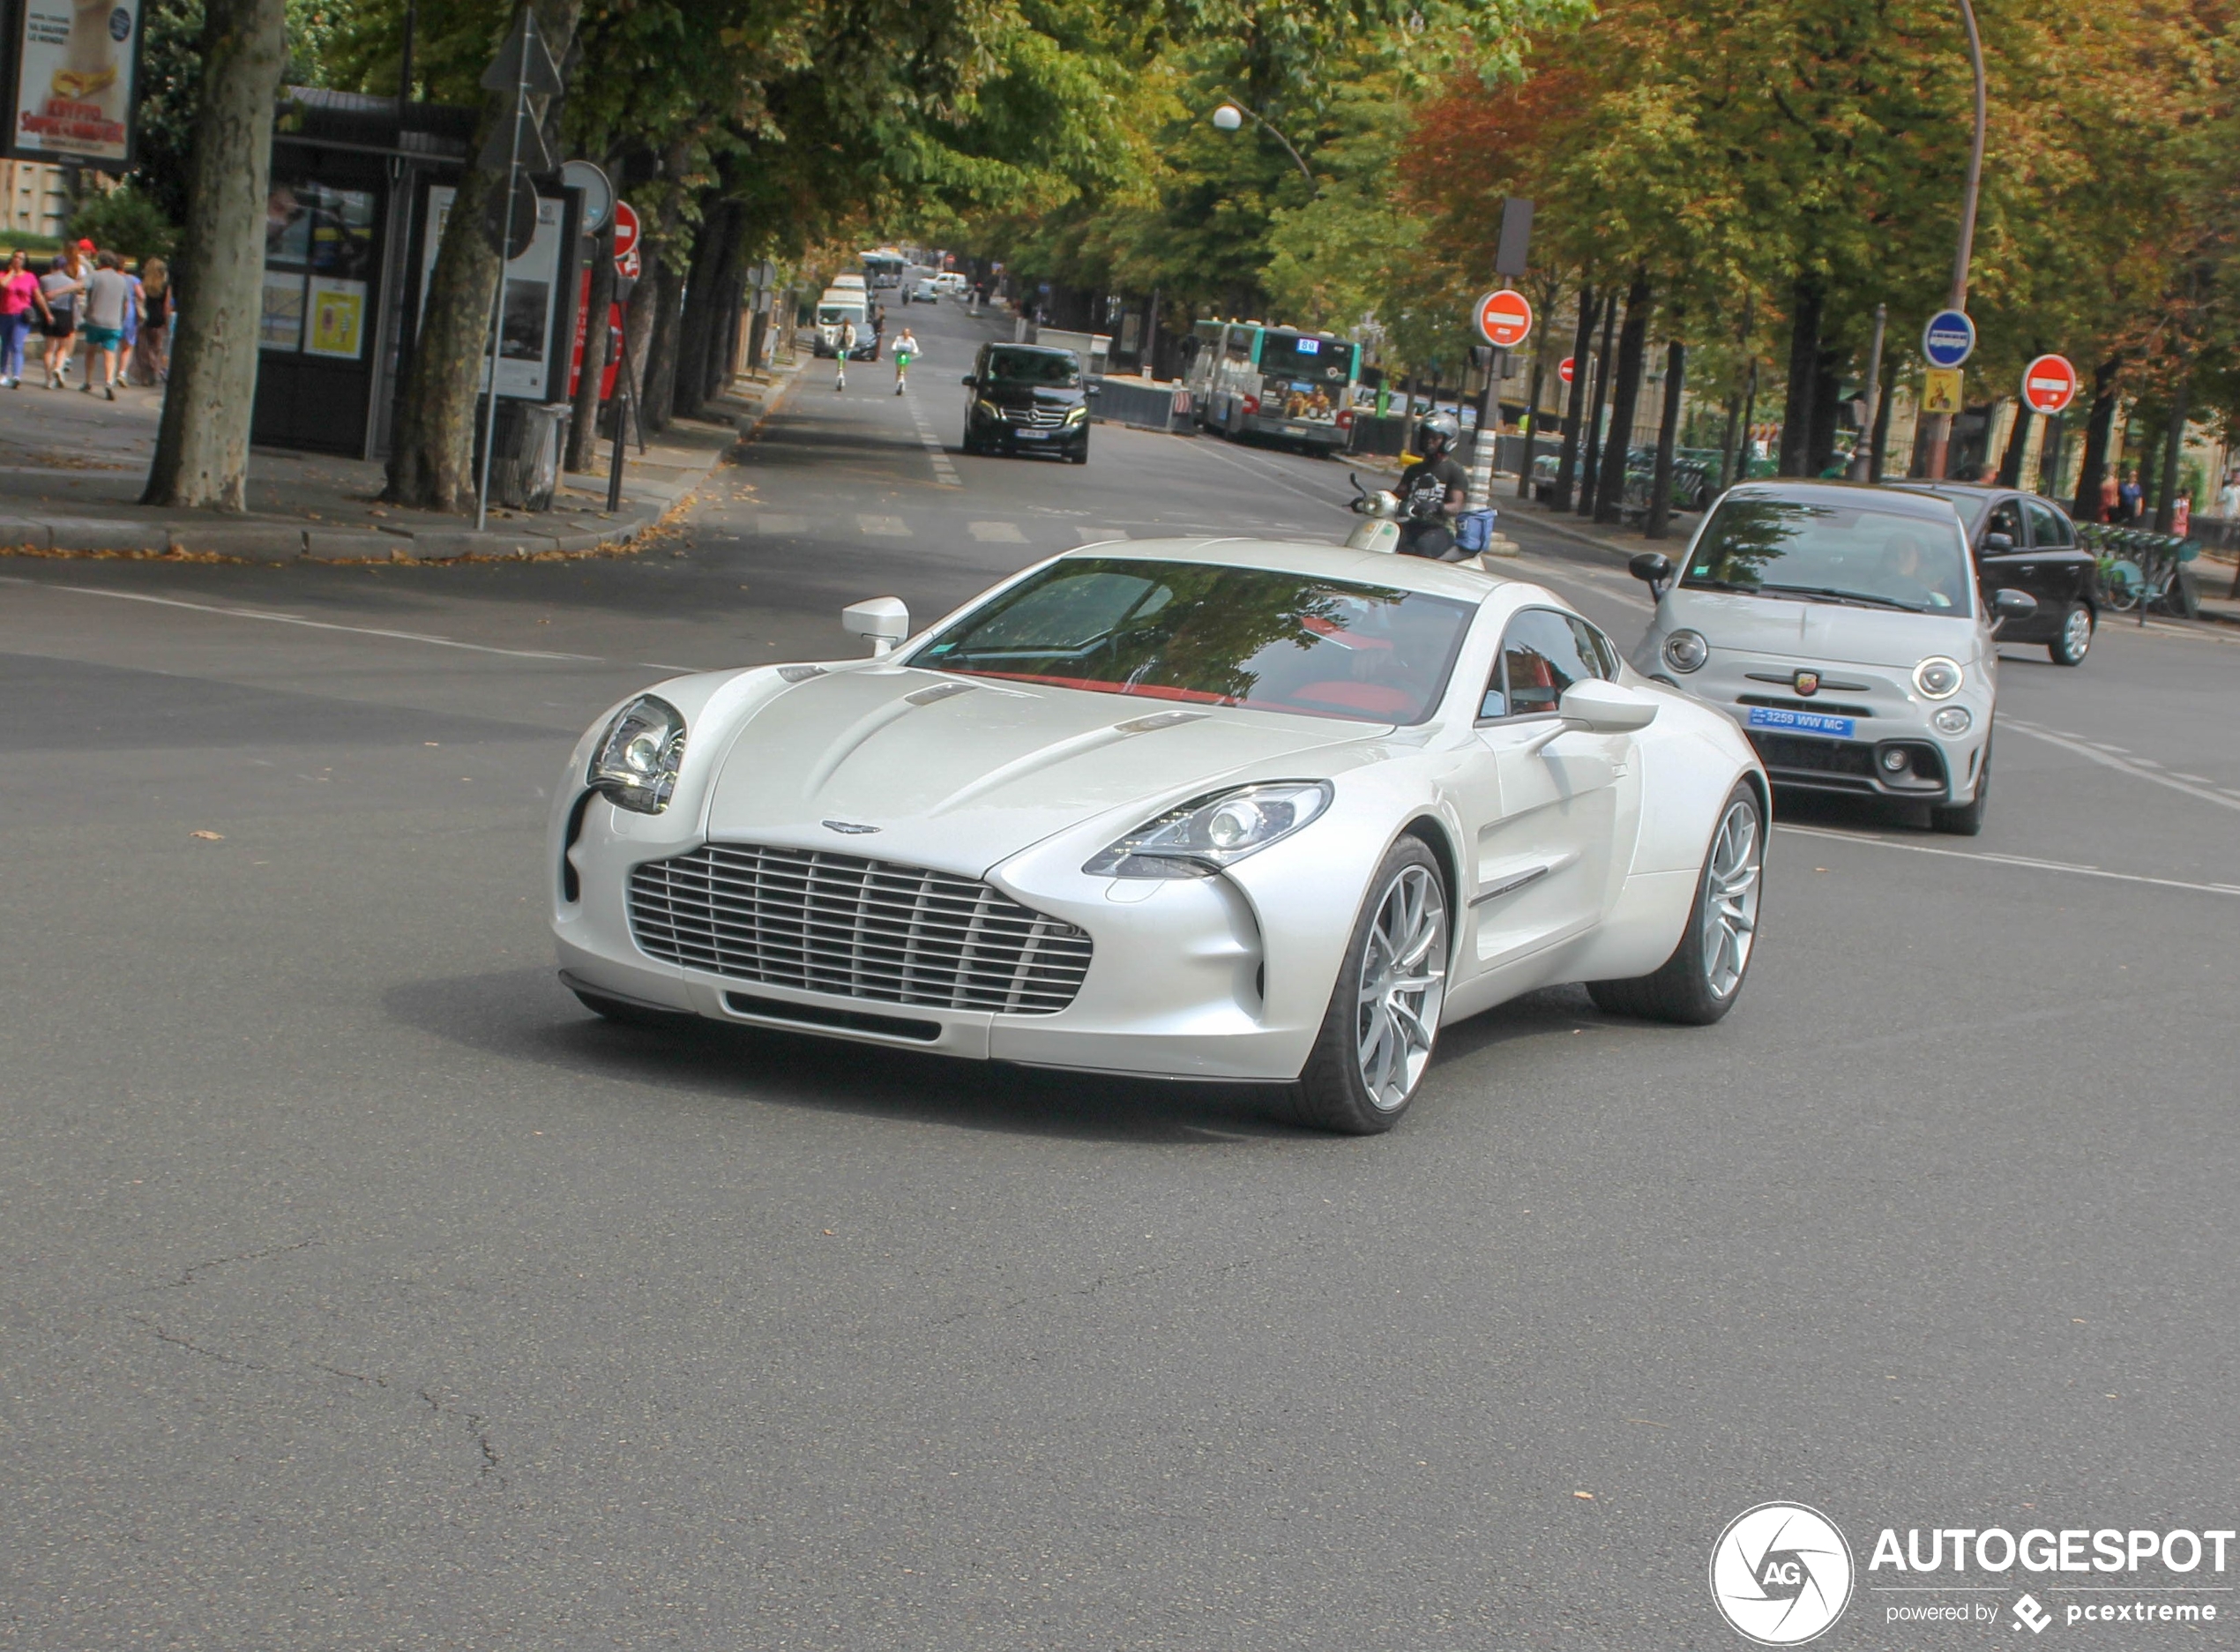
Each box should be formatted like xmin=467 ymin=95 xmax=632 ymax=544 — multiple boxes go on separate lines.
xmin=304 ymin=279 xmax=366 ymax=358
xmin=10 ymin=0 xmax=142 ymax=164
xmin=422 ymin=186 xmax=564 ymax=399
xmin=258 ymin=271 xmax=304 ymax=351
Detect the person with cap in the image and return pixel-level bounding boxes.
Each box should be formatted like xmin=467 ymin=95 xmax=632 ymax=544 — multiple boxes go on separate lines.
xmin=1394 ymin=412 xmax=1469 ymax=559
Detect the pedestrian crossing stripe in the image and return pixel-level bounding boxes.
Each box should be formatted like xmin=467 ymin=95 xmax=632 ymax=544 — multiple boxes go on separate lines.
xmin=969 ymin=521 xmax=1026 ymax=542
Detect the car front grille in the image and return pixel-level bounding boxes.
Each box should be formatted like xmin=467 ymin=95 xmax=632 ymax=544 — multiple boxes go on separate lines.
xmin=1014 ymin=403 xmax=1067 ymax=428
xmin=1749 ymin=732 xmax=1878 ymax=777
xmin=629 ymin=843 xmax=1092 ymax=1015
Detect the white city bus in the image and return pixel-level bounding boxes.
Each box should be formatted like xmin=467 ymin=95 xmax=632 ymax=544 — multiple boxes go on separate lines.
xmin=1183 ymin=320 xmax=1363 ymax=452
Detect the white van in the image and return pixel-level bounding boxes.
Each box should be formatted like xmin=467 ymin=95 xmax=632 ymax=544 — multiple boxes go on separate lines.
xmin=811 ymin=288 xmax=874 ymax=360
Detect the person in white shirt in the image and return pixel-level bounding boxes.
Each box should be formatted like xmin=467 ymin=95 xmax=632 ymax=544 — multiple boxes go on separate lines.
xmin=833 ymin=318 xmax=856 ymax=391
xmin=78 ymin=250 xmax=135 ymax=399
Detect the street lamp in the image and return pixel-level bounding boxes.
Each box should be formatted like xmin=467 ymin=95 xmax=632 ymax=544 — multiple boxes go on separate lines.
xmin=1921 ymin=0 xmax=1988 ymax=480
xmin=1210 ymin=100 xmax=1313 ymax=183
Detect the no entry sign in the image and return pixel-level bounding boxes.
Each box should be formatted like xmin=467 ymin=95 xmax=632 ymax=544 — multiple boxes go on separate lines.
xmin=1558 ymin=356 xmax=1575 ymax=385
xmin=2021 ymin=354 xmax=2079 ymax=416
xmin=1474 ymin=288 xmax=1533 ymax=348
xmin=611 ymin=200 xmax=641 ymax=263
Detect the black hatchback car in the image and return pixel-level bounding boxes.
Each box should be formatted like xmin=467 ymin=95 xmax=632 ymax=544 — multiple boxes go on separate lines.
xmin=961 ymin=344 xmax=1095 ymax=462
xmin=1894 ymin=483 xmax=2097 ymax=665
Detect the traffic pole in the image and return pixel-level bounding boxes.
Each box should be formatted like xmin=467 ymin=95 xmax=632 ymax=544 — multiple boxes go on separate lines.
xmin=1921 ymin=0 xmax=1987 ymax=480
xmin=1849 ymin=303 xmax=1886 ymax=481
xmin=474 ymin=11 xmax=533 ymax=532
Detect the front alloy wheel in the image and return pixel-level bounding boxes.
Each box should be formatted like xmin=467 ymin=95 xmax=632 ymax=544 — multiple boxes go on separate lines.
xmin=2049 ymin=601 xmax=2094 ymax=666
xmin=1293 ymin=838 xmax=1448 ymax=1132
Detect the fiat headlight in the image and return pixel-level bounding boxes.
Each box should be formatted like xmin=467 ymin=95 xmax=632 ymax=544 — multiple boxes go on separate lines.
xmin=587 ymin=695 xmax=685 ymax=814
xmin=1932 ymin=705 xmax=1972 ymax=736
xmin=1913 ymin=656 xmax=1964 ymax=699
xmin=1662 ymin=629 xmax=1709 ymax=673
xmin=1085 ymin=781 xmax=1333 ymax=878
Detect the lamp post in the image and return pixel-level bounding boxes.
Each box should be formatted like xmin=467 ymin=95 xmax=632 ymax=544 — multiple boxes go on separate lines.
xmin=1211 ymin=101 xmax=1313 ymax=183
xmin=1920 ymin=0 xmax=1987 ymax=480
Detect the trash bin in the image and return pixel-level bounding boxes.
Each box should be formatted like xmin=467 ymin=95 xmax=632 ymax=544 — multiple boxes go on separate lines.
xmin=479 ymin=398 xmax=573 ymax=512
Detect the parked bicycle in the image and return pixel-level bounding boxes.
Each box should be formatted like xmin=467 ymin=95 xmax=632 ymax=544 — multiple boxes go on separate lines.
xmin=2078 ymin=522 xmax=2200 ymax=621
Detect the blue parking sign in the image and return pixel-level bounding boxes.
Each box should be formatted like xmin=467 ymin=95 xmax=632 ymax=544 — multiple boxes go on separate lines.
xmin=1922 ymin=309 xmax=1975 ymax=369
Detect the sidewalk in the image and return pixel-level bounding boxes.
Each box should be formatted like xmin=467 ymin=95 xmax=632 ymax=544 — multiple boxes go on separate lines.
xmin=0 ymin=357 xmax=801 ymax=564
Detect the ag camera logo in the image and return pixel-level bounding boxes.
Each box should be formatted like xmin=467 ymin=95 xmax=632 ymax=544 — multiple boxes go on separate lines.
xmin=1711 ymin=1502 xmax=1855 ymax=1645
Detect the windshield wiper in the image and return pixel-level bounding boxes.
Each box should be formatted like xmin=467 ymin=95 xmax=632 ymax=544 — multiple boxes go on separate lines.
xmin=1758 ymin=584 xmax=1923 ymax=612
xmin=1681 ymin=577 xmax=1758 ymax=593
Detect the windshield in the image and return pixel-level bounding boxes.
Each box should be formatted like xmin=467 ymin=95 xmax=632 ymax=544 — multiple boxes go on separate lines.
xmin=1684 ymin=497 xmax=1974 ymax=613
xmin=983 ymin=348 xmax=1080 ymax=387
xmin=910 ymin=558 xmax=1476 ymax=724
xmin=817 ymin=305 xmax=860 ymax=325
xmin=1258 ymin=333 xmax=1353 ymax=381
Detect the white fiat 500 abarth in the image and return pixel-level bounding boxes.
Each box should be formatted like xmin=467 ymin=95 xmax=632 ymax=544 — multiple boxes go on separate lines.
xmin=1627 ymin=482 xmax=2035 ymax=836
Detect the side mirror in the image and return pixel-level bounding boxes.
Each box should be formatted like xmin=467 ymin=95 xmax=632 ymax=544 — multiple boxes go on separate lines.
xmin=1561 ymin=679 xmax=1660 ymax=734
xmin=842 ymin=596 xmax=911 ymax=657
xmin=960 ymin=374 xmax=976 ymax=387
xmin=1629 ymin=551 xmax=1673 ymax=594
xmin=1992 ymin=587 xmax=2037 ymax=619
xmin=1086 ymin=384 xmax=1101 ymax=397
xmin=1982 ymin=531 xmax=2015 ymax=552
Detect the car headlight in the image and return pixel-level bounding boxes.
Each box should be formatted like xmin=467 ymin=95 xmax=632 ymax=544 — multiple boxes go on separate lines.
xmin=975 ymin=398 xmax=1001 ymax=419
xmin=1662 ymin=629 xmax=1709 ymax=673
xmin=1083 ymin=781 xmax=1333 ymax=879
xmin=1064 ymin=405 xmax=1087 ymax=424
xmin=1913 ymin=656 xmax=1964 ymax=699
xmin=587 ymin=695 xmax=685 ymax=814
xmin=1931 ymin=705 xmax=1972 ymax=736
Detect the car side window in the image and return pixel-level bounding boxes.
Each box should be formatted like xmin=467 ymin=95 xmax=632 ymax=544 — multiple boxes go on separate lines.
xmin=1568 ymin=617 xmax=1619 ymax=680
xmin=1481 ymin=608 xmax=1600 ymax=720
xmin=1986 ymin=500 xmax=2026 ymax=548
xmin=2024 ymin=498 xmax=2070 ymax=548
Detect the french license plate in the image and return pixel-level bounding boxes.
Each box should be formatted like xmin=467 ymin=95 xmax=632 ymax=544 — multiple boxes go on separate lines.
xmin=1747 ymin=705 xmax=1855 ymax=739
xmin=1287 ymin=424 xmax=1308 ymax=436
xmin=1015 ymin=429 xmax=1048 ymax=440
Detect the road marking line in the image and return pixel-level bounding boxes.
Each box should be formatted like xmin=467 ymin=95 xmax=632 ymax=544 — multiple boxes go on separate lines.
xmin=1076 ymin=527 xmax=1128 ymax=543
xmin=900 ymin=389 xmax=962 ymax=488
xmin=0 ymin=577 xmax=608 ymax=662
xmin=968 ymin=520 xmax=1025 ymax=542
xmin=756 ymin=512 xmax=809 ymax=534
xmin=1776 ymin=824 xmax=2240 ymax=899
xmin=856 ymin=515 xmax=911 ymax=537
xmin=1179 ymin=434 xmax=1351 ymax=509
xmin=2000 ymin=717 xmax=2240 ymax=813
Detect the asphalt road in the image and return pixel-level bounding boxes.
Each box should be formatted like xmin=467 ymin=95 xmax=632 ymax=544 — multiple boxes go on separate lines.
xmin=5 ymin=296 xmax=2238 ymax=1650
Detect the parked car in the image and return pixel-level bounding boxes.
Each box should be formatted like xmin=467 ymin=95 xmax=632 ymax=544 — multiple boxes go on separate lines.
xmin=962 ymin=343 xmax=1096 ymax=462
xmin=550 ymin=541 xmax=1767 ymax=1132
xmin=1892 ymin=482 xmax=2098 ymax=665
xmin=1628 ymin=481 xmax=2037 ymax=835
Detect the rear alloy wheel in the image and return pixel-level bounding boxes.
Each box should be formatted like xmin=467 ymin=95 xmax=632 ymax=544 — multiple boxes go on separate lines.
xmin=2048 ymin=601 xmax=2094 ymax=666
xmin=1930 ymin=740 xmax=1990 ymax=835
xmin=1588 ymin=781 xmax=1762 ymax=1025
xmin=1291 ymin=838 xmax=1448 ymax=1133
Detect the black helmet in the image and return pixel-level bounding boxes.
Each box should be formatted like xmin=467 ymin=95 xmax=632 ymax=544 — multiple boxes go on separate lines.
xmin=1415 ymin=412 xmax=1460 ymax=452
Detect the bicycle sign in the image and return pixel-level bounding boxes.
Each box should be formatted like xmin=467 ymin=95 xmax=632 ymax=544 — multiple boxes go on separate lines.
xmin=1922 ymin=309 xmax=1975 ymax=369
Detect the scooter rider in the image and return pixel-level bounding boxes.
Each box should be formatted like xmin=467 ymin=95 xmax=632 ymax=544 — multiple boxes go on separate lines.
xmin=1396 ymin=412 xmax=1468 ymax=560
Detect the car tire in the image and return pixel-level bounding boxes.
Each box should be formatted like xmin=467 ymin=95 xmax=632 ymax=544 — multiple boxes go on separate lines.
xmin=1289 ymin=837 xmax=1449 ymax=1134
xmin=1930 ymin=741 xmax=1990 ymax=836
xmin=2048 ymin=601 xmax=2094 ymax=666
xmin=1069 ymin=443 xmax=1089 ymax=465
xmin=1587 ymin=781 xmax=1762 ymax=1026
xmin=571 ymin=984 xmax=694 ymax=1030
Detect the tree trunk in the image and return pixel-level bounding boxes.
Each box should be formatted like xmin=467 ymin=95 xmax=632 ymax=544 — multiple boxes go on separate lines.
xmin=1593 ymin=275 xmax=1652 ymax=525
xmin=1778 ymin=276 xmax=1822 ymax=477
xmin=1995 ymin=400 xmax=2033 ymax=487
xmin=1868 ymin=347 xmax=1895 ymax=482
xmin=638 ymin=251 xmax=685 ymax=435
xmin=1646 ymin=339 xmax=1685 ymax=540
xmin=2071 ymin=361 xmax=2120 ymax=520
xmin=671 ymin=198 xmax=736 ymax=421
xmin=1517 ymin=356 xmax=1545 ymax=500
xmin=565 ymin=215 xmax=616 ymax=474
xmin=1551 ymin=287 xmax=1597 ymax=512
xmin=706 ymin=238 xmax=749 ymax=403
xmin=1578 ymin=296 xmax=1617 ymax=517
xmin=140 ymin=0 xmax=287 ymax=511
xmin=384 ymin=0 xmax=585 ymax=512
xmin=1806 ymin=340 xmax=1841 ymax=475
xmin=2153 ymin=377 xmax=2191 ymax=533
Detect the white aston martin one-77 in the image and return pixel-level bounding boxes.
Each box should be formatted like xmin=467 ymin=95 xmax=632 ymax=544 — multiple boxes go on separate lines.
xmin=551 ymin=539 xmax=1767 ymax=1132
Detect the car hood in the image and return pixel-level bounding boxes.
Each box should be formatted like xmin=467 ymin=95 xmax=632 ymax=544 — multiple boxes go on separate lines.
xmin=1665 ymin=589 xmax=1976 ymax=667
xmin=704 ymin=667 xmax=1375 ymax=875
xmin=982 ymin=384 xmax=1082 ymax=407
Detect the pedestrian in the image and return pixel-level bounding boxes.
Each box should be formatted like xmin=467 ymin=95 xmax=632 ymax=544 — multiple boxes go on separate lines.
xmin=892 ymin=325 xmax=917 ymax=394
xmin=833 ymin=317 xmax=856 ymax=391
xmin=130 ymin=257 xmax=169 ymax=385
xmin=2170 ymin=489 xmax=2190 ymax=538
xmin=0 ymin=249 xmax=47 ymax=388
xmin=118 ymin=258 xmax=143 ymax=379
xmin=38 ymin=250 xmax=83 ymax=388
xmin=78 ymin=250 xmax=131 ymax=399
xmin=2098 ymin=467 xmax=2119 ymax=523
xmin=2118 ymin=467 xmax=2143 ymax=522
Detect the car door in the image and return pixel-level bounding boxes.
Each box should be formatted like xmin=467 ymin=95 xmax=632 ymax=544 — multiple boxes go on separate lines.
xmin=1975 ymin=495 xmax=2054 ymax=636
xmin=1462 ymin=608 xmax=1643 ymax=976
xmin=2022 ymin=497 xmax=2091 ymax=617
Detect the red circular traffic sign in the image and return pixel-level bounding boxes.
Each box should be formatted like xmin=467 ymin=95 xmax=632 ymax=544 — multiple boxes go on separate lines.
xmin=1557 ymin=356 xmax=1575 ymax=385
xmin=1475 ymin=288 xmax=1533 ymax=348
xmin=2021 ymin=354 xmax=2078 ymax=416
xmin=611 ymin=200 xmax=640 ymax=262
